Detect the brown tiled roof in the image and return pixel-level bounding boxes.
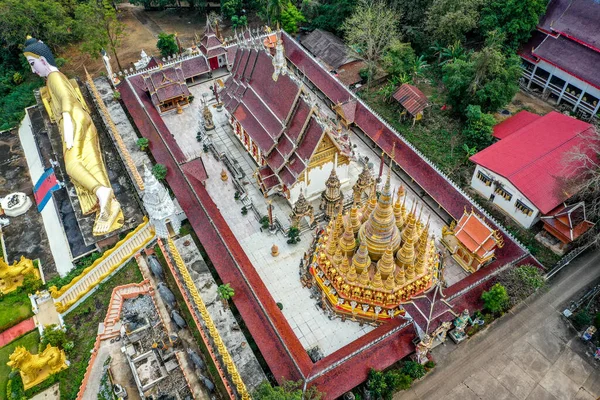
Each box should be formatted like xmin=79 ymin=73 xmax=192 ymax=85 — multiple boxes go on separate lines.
xmin=206 ymin=47 xmax=226 ymax=58
xmin=143 ymin=65 xmax=190 ymax=106
xmin=533 ymin=34 xmax=600 ymax=89
xmin=226 ymin=45 xmax=238 ymax=67
xmin=336 ymin=60 xmax=367 ymax=87
xmin=180 ymin=56 xmax=210 ymax=79
xmin=335 ymin=99 xmax=357 ymax=124
xmin=541 ymin=202 xmax=595 ymax=243
xmin=393 ymin=84 xmax=428 ymax=116
xmin=300 ymin=29 xmax=361 ymax=70
xmin=541 ymin=0 xmax=600 ymax=51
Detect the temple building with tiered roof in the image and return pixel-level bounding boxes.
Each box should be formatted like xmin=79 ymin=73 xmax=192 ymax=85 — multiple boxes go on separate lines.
xmin=310 ymin=170 xmax=438 ymax=323
xmin=220 ymin=33 xmax=351 ymax=204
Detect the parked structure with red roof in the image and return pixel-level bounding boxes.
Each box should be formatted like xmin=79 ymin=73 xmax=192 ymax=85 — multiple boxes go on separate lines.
xmin=519 ymin=0 xmax=600 ymax=119
xmin=441 ymin=209 xmax=504 ymax=273
xmin=393 ymin=84 xmax=429 ymax=123
xmin=470 ymin=111 xmax=595 ymax=229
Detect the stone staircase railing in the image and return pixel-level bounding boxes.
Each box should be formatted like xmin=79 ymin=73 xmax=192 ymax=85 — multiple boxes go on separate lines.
xmin=51 ymin=219 xmax=155 ymax=313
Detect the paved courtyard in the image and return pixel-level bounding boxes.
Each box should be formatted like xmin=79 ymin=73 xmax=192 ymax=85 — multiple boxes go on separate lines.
xmin=162 ymin=78 xmax=467 ymax=356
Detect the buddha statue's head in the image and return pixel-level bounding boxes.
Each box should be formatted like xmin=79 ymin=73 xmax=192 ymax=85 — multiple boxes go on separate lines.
xmin=23 ymin=36 xmax=57 ymax=78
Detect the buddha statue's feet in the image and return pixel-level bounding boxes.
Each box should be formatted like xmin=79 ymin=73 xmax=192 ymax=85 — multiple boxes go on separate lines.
xmin=93 ymin=196 xmax=124 ymax=236
xmin=95 ymin=186 xmax=113 ymax=216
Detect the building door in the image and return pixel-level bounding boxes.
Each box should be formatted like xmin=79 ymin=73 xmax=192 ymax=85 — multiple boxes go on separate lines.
xmin=209 ymin=57 xmax=219 ymax=70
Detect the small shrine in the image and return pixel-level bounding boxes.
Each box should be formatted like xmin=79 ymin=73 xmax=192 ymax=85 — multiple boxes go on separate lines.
xmin=143 ymin=64 xmax=191 ymax=114
xmin=309 ymin=170 xmax=439 ymax=323
xmin=142 ymin=164 xmax=181 ymax=239
xmin=290 ymin=191 xmax=315 ymax=228
xmin=0 ymin=256 xmax=40 ymax=294
xmin=441 ymin=209 xmax=503 ymax=273
xmin=0 ymin=192 xmax=33 ymax=217
xmin=8 ymin=344 xmax=68 ymax=390
xmin=320 ymin=168 xmax=343 ymax=221
xmin=352 ymin=164 xmax=374 ymax=205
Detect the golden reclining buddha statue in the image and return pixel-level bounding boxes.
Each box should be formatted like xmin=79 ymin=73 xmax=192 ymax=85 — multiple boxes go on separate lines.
xmin=23 ymin=37 xmax=123 ymax=236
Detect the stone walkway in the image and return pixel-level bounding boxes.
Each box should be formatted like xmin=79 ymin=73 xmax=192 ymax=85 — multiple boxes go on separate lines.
xmin=395 ymin=249 xmax=600 ymax=400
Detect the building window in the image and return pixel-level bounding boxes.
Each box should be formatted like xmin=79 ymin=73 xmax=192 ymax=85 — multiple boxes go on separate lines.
xmin=477 ymin=170 xmax=492 ymax=186
xmin=515 ymin=200 xmax=533 ymax=216
xmin=494 ymin=186 xmax=512 ymax=201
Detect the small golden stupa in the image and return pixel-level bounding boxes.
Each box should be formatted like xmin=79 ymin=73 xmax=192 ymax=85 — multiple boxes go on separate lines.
xmin=310 ymin=169 xmax=438 ymax=323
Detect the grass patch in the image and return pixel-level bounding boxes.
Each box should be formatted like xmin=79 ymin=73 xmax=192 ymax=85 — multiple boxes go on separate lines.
xmin=359 ymin=86 xmax=471 ymax=184
xmin=24 ymin=259 xmax=143 ymax=400
xmin=0 ymin=330 xmax=40 ymax=395
xmin=0 ymin=290 xmax=34 ymax=333
xmin=154 ymin=244 xmax=229 ymax=399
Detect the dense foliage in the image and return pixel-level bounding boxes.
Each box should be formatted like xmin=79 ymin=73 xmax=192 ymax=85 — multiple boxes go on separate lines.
xmin=253 ymin=380 xmax=322 ymax=399
xmin=481 ymin=283 xmax=510 ymax=314
xmin=463 ymin=105 xmax=495 ymax=150
xmin=156 ymin=32 xmax=179 ymax=58
xmin=426 ymin=0 xmax=482 ymax=46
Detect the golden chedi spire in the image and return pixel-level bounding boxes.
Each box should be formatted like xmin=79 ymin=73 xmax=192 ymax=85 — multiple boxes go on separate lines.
xmin=415 ymin=220 xmax=431 ymax=275
xmin=393 ymin=187 xmax=405 ymax=230
xmin=358 ymin=267 xmax=370 ymax=285
xmin=326 ymin=222 xmax=340 ymax=257
xmin=358 ymin=172 xmax=401 ymax=261
xmin=347 ymin=261 xmax=358 ymax=282
xmin=340 ymin=255 xmax=350 ymax=274
xmin=361 ymin=184 xmax=377 ymax=223
xmin=396 ymin=210 xmax=418 ymax=269
xmin=321 ymin=168 xmax=343 ymax=220
xmin=395 ymin=264 xmax=406 ymax=286
xmin=333 ymin=246 xmax=344 ymax=267
xmin=384 ymin=272 xmax=395 ymax=291
xmin=371 ymin=269 xmax=384 ymax=289
xmin=376 ymin=241 xmax=396 ymax=281
xmin=334 ymin=212 xmax=344 ymax=238
xmin=350 ymin=204 xmax=361 ymax=234
xmin=339 ymin=219 xmax=357 ymax=257
xmin=351 ymin=240 xmax=371 ymax=275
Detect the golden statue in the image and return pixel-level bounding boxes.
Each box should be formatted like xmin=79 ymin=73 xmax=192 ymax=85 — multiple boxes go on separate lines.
xmin=24 ymin=37 xmax=123 ymax=236
xmin=8 ymin=344 xmax=68 ymax=390
xmin=0 ymin=256 xmax=40 ymax=294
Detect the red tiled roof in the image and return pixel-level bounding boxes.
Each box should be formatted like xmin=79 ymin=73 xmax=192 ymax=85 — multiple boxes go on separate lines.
xmin=286 ymin=101 xmax=311 ymax=142
xmin=470 ymin=112 xmax=596 ymax=214
xmin=226 ymin=45 xmax=238 ymax=67
xmin=206 ymin=47 xmax=226 ymax=58
xmin=233 ymin=104 xmax=275 ymax=151
xmin=181 ymin=158 xmax=208 ymax=183
xmin=493 ymin=111 xmax=541 ymax=140
xmin=180 ymin=56 xmax=210 ymax=79
xmin=393 ymin=84 xmax=428 ymax=116
xmin=541 ymin=202 xmax=595 ymax=243
xmin=455 ymin=211 xmax=498 ymax=258
xmin=335 ymin=99 xmax=357 ymax=124
xmin=143 ymin=66 xmax=190 ymax=105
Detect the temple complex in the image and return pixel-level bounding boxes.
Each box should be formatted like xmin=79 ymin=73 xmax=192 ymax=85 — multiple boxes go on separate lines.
xmin=311 ymin=171 xmax=438 ymax=322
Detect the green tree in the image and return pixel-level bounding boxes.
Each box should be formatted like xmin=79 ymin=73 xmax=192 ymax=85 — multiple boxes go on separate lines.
xmin=0 ymin=0 xmax=74 ymax=48
xmin=343 ymin=0 xmax=402 ymax=87
xmin=311 ymin=0 xmax=356 ymax=35
xmin=382 ymin=40 xmax=416 ymax=79
xmin=21 ymin=273 xmax=42 ymax=294
xmin=402 ymin=361 xmax=426 ymax=380
xmin=393 ymin=0 xmax=433 ymax=51
xmin=480 ymin=0 xmax=548 ymax=51
xmin=40 ymin=324 xmax=73 ymax=352
xmin=279 ymin=3 xmax=306 ymax=34
xmin=136 ymin=137 xmax=149 ymax=151
xmin=463 ymin=104 xmax=495 ymax=150
xmin=152 ymin=163 xmax=168 ymax=180
xmin=217 ymin=283 xmax=235 ymax=300
xmin=75 ymin=0 xmax=125 ymax=71
xmin=426 ymin=0 xmax=482 ymax=46
xmin=253 ymin=379 xmax=322 ymax=399
xmin=231 ymin=15 xmax=248 ymax=29
xmin=156 ymin=32 xmax=179 ymax=58
xmin=221 ymin=0 xmax=242 ymax=19
xmin=481 ymin=283 xmax=509 ymax=314
xmin=129 ymin=0 xmax=174 ymax=10
xmin=442 ymin=36 xmax=520 ymax=115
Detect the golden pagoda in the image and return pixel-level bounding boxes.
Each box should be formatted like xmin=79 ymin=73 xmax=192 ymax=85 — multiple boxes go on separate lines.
xmin=309 ymin=168 xmax=439 ymax=324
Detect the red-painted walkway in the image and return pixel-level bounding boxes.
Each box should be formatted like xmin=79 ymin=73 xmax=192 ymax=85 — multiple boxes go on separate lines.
xmin=0 ymin=318 xmax=35 ymax=347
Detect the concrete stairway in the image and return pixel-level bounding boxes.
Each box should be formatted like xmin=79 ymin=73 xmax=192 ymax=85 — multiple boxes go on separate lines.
xmin=53 ymin=221 xmax=155 ymax=313
xmin=99 ymin=280 xmax=153 ymax=340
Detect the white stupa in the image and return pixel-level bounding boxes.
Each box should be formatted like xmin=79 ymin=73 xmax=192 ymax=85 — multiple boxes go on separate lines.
xmin=142 ymin=164 xmax=180 ymax=238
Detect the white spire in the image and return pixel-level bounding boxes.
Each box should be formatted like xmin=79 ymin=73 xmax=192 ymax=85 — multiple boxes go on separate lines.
xmin=142 ymin=164 xmax=180 ymax=238
xmin=272 ymin=31 xmax=287 ymax=82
